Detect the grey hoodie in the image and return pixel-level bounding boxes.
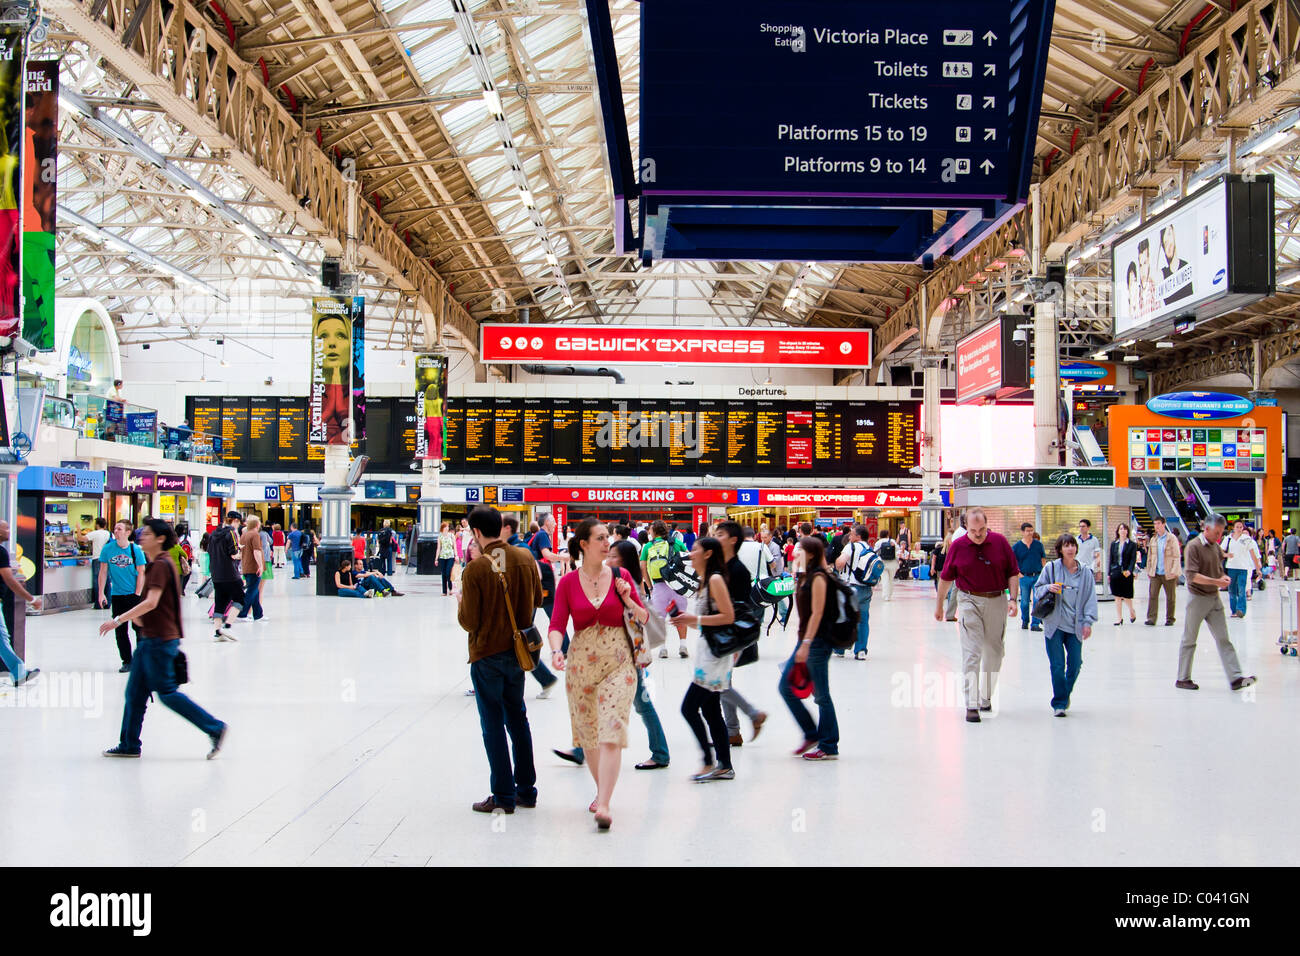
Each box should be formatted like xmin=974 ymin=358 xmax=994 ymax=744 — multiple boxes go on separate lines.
xmin=1032 ymin=557 xmax=1099 ymax=637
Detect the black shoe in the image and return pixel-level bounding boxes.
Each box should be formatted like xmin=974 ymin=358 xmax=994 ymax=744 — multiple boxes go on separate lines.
xmin=1030 ymin=625 xmax=1043 ymax=631
xmin=516 ymin=797 xmax=537 ymax=809
xmin=14 ymin=668 xmax=40 ymax=686
xmin=1020 ymin=623 xmax=1028 ymax=630
xmin=1231 ymin=676 xmax=1257 ymax=691
xmin=979 ymin=702 xmax=993 ymax=712
xmin=635 ymin=759 xmax=669 ymax=770
xmin=1175 ymin=679 xmax=1199 ymax=690
xmin=472 ymin=796 xmax=514 ymax=814
xmin=965 ymin=709 xmax=981 ymax=723
xmin=1144 ymin=621 xmax=1156 ymax=626
xmin=103 ymin=745 xmax=141 ymax=757
xmin=118 ymin=664 xmax=131 ymax=673
xmin=553 ymin=748 xmax=584 ymax=766
xmin=207 ymin=724 xmax=228 ymax=760
xmin=1165 ymin=620 xmax=1176 ymax=626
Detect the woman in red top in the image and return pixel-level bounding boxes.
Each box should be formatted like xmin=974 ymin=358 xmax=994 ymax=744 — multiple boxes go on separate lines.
xmin=271 ymin=524 xmax=286 ymax=568
xmin=548 ymin=518 xmax=648 ymax=830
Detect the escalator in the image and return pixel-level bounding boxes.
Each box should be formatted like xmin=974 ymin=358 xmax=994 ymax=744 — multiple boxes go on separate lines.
xmin=1072 ymin=425 xmax=1108 ymax=466
xmin=1130 ymin=505 xmax=1154 ymax=536
xmin=1140 ymin=477 xmax=1191 ymax=541
xmin=1163 ymin=477 xmax=1209 ymax=536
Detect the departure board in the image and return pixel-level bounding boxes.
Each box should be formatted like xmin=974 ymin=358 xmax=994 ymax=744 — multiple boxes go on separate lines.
xmin=396 ymin=398 xmax=420 ymax=462
xmin=367 ymin=402 xmax=392 ymax=464
xmin=551 ymin=398 xmax=580 ymax=469
xmin=522 ymin=398 xmax=552 ymax=470
xmin=191 ymin=398 xmax=220 ymax=439
xmin=754 ymin=401 xmax=784 ymax=474
xmin=219 ymin=397 xmax=249 ymax=463
xmin=444 ymin=398 xmax=465 ymax=467
xmin=844 ymin=401 xmax=919 ymax=476
xmin=638 ymin=400 xmax=669 ymax=474
xmin=666 ymin=399 xmax=697 ymax=475
xmin=813 ymin=401 xmax=842 ymax=466
xmin=785 ymin=405 xmax=815 ymax=472
xmin=607 ymin=401 xmax=634 ymax=474
xmin=580 ymin=399 xmax=609 ymax=470
xmin=278 ymin=397 xmax=306 ymax=463
xmin=249 ymin=400 xmax=278 ymax=463
xmin=463 ymin=397 xmax=494 ymax=472
xmin=696 ymin=400 xmax=727 ymax=472
xmin=725 ymin=401 xmax=756 ymax=473
xmin=493 ymin=398 xmax=522 ymax=469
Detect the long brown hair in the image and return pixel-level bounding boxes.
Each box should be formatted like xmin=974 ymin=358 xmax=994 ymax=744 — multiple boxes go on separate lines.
xmin=799 ymin=535 xmax=827 ymax=571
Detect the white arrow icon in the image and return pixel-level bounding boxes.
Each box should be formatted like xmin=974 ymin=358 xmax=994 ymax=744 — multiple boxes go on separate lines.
xmin=984 ymin=30 xmax=998 ymax=44
xmin=984 ymin=63 xmax=997 ymax=77
xmin=980 ymin=159 xmax=996 ymax=174
xmin=985 ymin=128 xmax=997 ymax=140
xmin=983 ymin=95 xmax=997 ymax=109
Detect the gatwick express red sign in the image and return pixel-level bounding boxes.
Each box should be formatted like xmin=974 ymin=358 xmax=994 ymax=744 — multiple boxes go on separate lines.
xmin=481 ymin=324 xmax=872 ymax=368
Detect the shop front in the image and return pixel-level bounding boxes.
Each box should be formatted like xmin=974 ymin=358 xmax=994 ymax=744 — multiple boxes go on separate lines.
xmin=205 ymin=477 xmax=235 ymax=531
xmin=156 ymin=473 xmax=196 ymax=530
xmin=521 ymin=487 xmax=736 ymax=535
xmin=16 ymin=465 xmax=107 ymax=614
xmin=104 ymin=466 xmax=156 ymax=529
xmin=727 ymin=488 xmax=949 ymax=542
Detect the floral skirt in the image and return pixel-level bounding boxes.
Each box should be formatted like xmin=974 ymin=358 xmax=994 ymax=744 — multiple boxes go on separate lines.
xmin=565 ymin=624 xmax=636 ymax=749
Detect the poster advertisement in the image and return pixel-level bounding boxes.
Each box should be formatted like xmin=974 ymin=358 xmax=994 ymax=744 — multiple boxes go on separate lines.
xmin=350 ymin=295 xmax=365 ymax=451
xmin=22 ymin=60 xmax=56 ymax=351
xmin=0 ymin=26 xmax=23 ymax=341
xmin=309 ymin=295 xmax=352 ymax=445
xmin=126 ymin=411 xmax=157 ymax=446
xmin=414 ymin=353 xmax=448 ymax=460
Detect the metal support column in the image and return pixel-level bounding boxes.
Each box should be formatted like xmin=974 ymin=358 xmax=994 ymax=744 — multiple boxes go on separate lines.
xmin=314 ymin=444 xmax=354 ymax=596
xmin=0 ymin=463 xmax=25 ymax=661
xmin=919 ymin=349 xmax=944 ymax=548
xmin=417 ymin=458 xmax=442 ymax=575
xmin=1034 ymin=298 xmax=1060 ymax=467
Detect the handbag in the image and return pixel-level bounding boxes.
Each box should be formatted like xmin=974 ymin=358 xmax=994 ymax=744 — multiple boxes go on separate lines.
xmin=494 ymin=563 xmax=543 ymax=672
xmin=1031 ymin=560 xmax=1058 ymax=620
xmin=702 ymin=596 xmax=762 ymax=658
xmin=173 ymin=649 xmax=189 ymax=685
xmin=617 ymin=571 xmax=654 ymax=669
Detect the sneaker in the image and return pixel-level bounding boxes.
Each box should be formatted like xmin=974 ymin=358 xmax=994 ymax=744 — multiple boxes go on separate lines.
xmin=14 ymin=667 xmax=41 ymax=686
xmin=103 ymin=745 xmax=141 ymax=758
xmin=801 ymin=749 xmax=838 ymax=761
xmin=537 ymin=682 xmax=557 ymax=700
xmin=855 ymin=650 xmax=867 ymax=660
xmin=255 ymin=616 xmax=269 ymax=623
xmin=118 ymin=664 xmax=131 ymax=673
xmin=792 ymin=739 xmax=818 ymax=756
xmin=658 ymin=647 xmax=668 ymax=659
xmin=207 ymin=724 xmax=228 ymax=760
xmin=678 ymin=646 xmax=689 ymax=659
xmin=1053 ymin=709 xmax=1067 ymax=717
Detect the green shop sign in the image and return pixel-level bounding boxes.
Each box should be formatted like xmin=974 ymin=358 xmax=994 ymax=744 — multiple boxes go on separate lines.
xmin=955 ymin=468 xmax=1115 ymax=489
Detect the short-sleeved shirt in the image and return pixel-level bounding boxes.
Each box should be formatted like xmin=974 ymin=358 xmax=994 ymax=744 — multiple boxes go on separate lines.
xmin=100 ymin=540 xmax=145 ymax=596
xmin=288 ymin=529 xmax=302 ymax=550
xmin=1185 ymin=534 xmax=1226 ymax=596
xmin=138 ymin=555 xmax=182 ymax=640
xmin=1012 ymin=539 xmax=1046 ymax=576
xmin=0 ymin=545 xmax=14 ymax=615
xmin=725 ymin=555 xmax=753 ymax=605
xmin=352 ymin=537 xmax=366 ymax=560
xmin=531 ymin=529 xmax=556 ymax=590
xmin=1284 ymin=534 xmax=1299 ymax=556
xmin=641 ymin=536 xmax=686 ymax=581
xmin=239 ymin=530 xmax=264 ymax=574
xmin=87 ymin=528 xmax=111 ymax=560
xmin=940 ymin=531 xmax=1018 ymax=593
xmin=1225 ymin=533 xmax=1260 ymax=571
xmin=272 ymin=530 xmax=285 ymax=547
xmin=208 ymin=526 xmax=241 ymax=582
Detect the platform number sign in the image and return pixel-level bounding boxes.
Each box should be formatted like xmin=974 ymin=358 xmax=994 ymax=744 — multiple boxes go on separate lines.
xmin=737 ymin=489 xmax=759 ymax=506
xmin=465 ymin=487 xmax=481 ymax=504
xmin=264 ymin=485 xmax=280 ymax=501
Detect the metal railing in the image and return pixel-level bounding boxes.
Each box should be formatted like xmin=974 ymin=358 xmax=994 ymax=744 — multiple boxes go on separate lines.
xmin=68 ymin=393 xmax=224 ymax=464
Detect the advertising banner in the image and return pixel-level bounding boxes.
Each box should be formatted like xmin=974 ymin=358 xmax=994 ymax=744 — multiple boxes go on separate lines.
xmin=954 ymin=468 xmax=1114 ymax=489
xmin=363 ymin=480 xmax=396 ymax=500
xmin=522 ymin=487 xmax=738 ymax=505
xmin=1145 ymin=391 xmax=1254 ymax=421
xmin=22 ymin=60 xmax=56 ymax=350
xmin=414 ymin=353 xmax=448 ymax=460
xmin=105 ymin=467 xmax=156 ymax=494
xmin=309 ymin=295 xmax=353 ymax=445
xmin=481 ymin=324 xmax=872 ymax=369
xmin=955 ymin=319 xmax=1004 ymax=404
xmin=0 ymin=26 xmax=21 ymax=341
xmin=350 ymin=295 xmax=365 ymax=450
xmin=754 ymin=489 xmax=951 ymax=507
xmin=206 ymin=477 xmax=235 ymax=498
xmin=156 ymin=475 xmax=192 ymax=493
xmin=126 ymin=411 xmax=157 ymax=446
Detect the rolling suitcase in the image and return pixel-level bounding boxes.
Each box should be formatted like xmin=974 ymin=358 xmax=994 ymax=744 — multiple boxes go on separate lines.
xmin=195 ymin=577 xmax=214 ymax=599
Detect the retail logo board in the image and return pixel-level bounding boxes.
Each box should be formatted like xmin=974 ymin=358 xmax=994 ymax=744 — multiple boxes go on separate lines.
xmin=523 ymin=487 xmax=737 ymax=505
xmin=954 ymin=468 xmax=1114 ymax=489
xmin=105 ymin=467 xmax=156 ymax=494
xmin=1145 ymin=391 xmax=1254 ymax=421
xmin=156 ymin=475 xmax=192 ymax=493
xmin=748 ymin=489 xmax=951 ymax=507
xmin=481 ymin=324 xmax=871 ymax=369
xmin=1127 ymin=426 xmax=1265 ymax=475
xmin=206 ymin=478 xmax=235 ymax=498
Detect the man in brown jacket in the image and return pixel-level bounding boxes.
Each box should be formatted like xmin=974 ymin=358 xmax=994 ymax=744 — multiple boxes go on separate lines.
xmin=1144 ymin=516 xmax=1181 ymax=626
xmin=458 ymin=505 xmax=543 ymax=814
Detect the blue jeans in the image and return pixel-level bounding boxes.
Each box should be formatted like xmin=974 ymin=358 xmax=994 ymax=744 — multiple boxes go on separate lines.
xmin=91 ymin=559 xmax=104 ymax=608
xmin=381 ymin=551 xmax=394 ymax=575
xmin=778 ymin=637 xmax=839 ymax=754
xmin=359 ymin=574 xmax=394 ymax=594
xmin=1227 ymin=568 xmax=1248 ymax=615
xmin=1045 ymin=629 xmax=1083 ymax=711
xmin=1019 ymin=575 xmax=1041 ymax=627
xmin=0 ymin=613 xmax=28 ymax=682
xmin=573 ymin=667 xmax=669 ymax=765
xmin=338 ymin=586 xmax=367 ymax=598
xmin=118 ymin=638 xmax=224 ymax=752
xmin=439 ymin=557 xmax=455 ymax=594
xmin=291 ymin=549 xmax=304 ymax=578
xmin=470 ymin=649 xmax=537 ymax=809
xmin=236 ymin=573 xmax=263 ymax=619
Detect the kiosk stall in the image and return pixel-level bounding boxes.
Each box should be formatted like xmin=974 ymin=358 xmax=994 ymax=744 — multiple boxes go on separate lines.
xmin=16 ymin=465 xmax=107 ymax=613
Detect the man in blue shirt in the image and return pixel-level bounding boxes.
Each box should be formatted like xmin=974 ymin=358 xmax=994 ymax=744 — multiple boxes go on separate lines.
xmin=1012 ymin=522 xmax=1046 ymax=631
xmin=97 ymin=520 xmax=146 ymax=671
xmin=287 ymin=525 xmax=304 ymax=579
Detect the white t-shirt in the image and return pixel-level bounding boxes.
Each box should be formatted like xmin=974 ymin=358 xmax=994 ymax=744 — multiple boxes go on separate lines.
xmin=1076 ymin=533 xmax=1102 ymax=572
xmin=1225 ymin=533 xmax=1260 ymax=571
xmin=737 ymin=539 xmax=768 ymax=583
xmin=87 ymin=528 xmax=111 ymax=559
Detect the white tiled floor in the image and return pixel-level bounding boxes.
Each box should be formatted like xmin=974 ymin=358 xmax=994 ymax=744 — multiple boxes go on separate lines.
xmin=2 ymin=571 xmax=1296 ymax=866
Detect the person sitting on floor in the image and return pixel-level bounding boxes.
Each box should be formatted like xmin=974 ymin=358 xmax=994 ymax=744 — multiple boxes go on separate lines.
xmin=334 ymin=557 xmax=404 ymax=597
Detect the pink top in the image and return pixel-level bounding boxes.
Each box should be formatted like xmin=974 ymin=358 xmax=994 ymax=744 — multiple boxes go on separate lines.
xmin=550 ymin=567 xmax=644 ymax=634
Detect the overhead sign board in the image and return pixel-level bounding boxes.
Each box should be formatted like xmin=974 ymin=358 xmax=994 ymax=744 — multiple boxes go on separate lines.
xmin=1112 ymin=175 xmax=1276 ymax=339
xmin=522 ymin=487 xmax=738 ymax=505
xmin=480 ymin=324 xmax=872 ymax=369
xmin=1146 ymin=392 xmax=1254 ymax=421
xmin=955 ymin=317 xmax=1029 ymax=404
xmin=641 ymin=0 xmax=1034 ymax=202
xmin=1127 ymin=425 xmax=1265 ymax=475
xmin=206 ymin=478 xmax=235 ymax=498
xmin=752 ymin=489 xmax=951 ymax=507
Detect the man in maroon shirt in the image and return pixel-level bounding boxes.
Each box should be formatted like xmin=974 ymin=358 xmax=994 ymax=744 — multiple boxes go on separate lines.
xmin=935 ymin=508 xmax=1019 ymax=723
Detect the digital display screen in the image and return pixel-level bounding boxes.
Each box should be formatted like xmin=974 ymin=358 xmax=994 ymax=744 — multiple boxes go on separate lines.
xmin=462 ymin=397 xmax=494 ymax=472
xmin=551 ymin=398 xmax=580 ymax=469
xmin=367 ymin=402 xmax=392 ymax=464
xmin=396 ymin=398 xmax=419 ymax=463
xmin=277 ymin=397 xmax=306 ymax=463
xmin=493 ymin=398 xmax=522 ymax=470
xmin=444 ymin=398 xmax=465 ymax=469
xmin=522 ymin=399 xmax=552 ymax=471
xmin=1127 ymin=426 xmax=1267 ymax=476
xmin=219 ymin=397 xmax=249 ymax=463
xmin=249 ymin=400 xmax=278 ymax=463
xmin=191 ymin=399 xmax=220 ymax=439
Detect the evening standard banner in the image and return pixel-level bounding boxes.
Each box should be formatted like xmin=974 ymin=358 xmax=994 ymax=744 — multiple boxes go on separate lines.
xmin=414 ymin=353 xmax=448 ymax=460
xmin=309 ymin=295 xmax=352 ymax=445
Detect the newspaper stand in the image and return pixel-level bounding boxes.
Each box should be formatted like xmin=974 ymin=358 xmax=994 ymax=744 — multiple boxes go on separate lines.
xmin=1280 ymin=581 xmax=1299 ymax=657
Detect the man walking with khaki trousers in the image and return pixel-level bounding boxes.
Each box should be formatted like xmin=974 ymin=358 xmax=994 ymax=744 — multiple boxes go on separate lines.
xmin=1176 ymin=514 xmax=1256 ymax=692
xmin=1144 ymin=516 xmax=1181 ymax=626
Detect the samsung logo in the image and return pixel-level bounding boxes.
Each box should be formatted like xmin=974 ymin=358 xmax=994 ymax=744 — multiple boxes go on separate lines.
xmin=1214 ymin=269 xmax=1226 ymax=285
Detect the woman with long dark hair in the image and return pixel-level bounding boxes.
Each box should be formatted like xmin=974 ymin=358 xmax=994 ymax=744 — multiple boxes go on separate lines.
xmin=777 ymin=535 xmax=839 ymax=760
xmin=670 ymin=536 xmax=737 ymax=782
xmin=1109 ymin=523 xmax=1137 ymax=624
xmin=101 ymin=519 xmax=228 ymax=759
xmin=548 ymin=518 xmax=647 ymax=829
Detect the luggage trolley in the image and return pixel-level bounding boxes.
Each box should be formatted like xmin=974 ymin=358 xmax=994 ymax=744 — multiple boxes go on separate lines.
xmin=1280 ymin=581 xmax=1299 ymax=657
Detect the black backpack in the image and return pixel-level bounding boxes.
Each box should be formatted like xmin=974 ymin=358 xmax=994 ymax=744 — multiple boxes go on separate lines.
xmin=814 ymin=570 xmax=861 ymax=649
xmin=379 ymin=528 xmax=393 ymax=549
xmin=877 ymin=539 xmax=897 ymax=561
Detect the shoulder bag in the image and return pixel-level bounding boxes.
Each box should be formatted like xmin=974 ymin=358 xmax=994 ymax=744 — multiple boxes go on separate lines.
xmin=701 ymin=581 xmax=763 ymax=658
xmin=493 ymin=561 xmax=543 ymax=672
xmin=616 ymin=570 xmax=654 ymax=669
xmin=1031 ymin=560 xmax=1058 ymax=620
